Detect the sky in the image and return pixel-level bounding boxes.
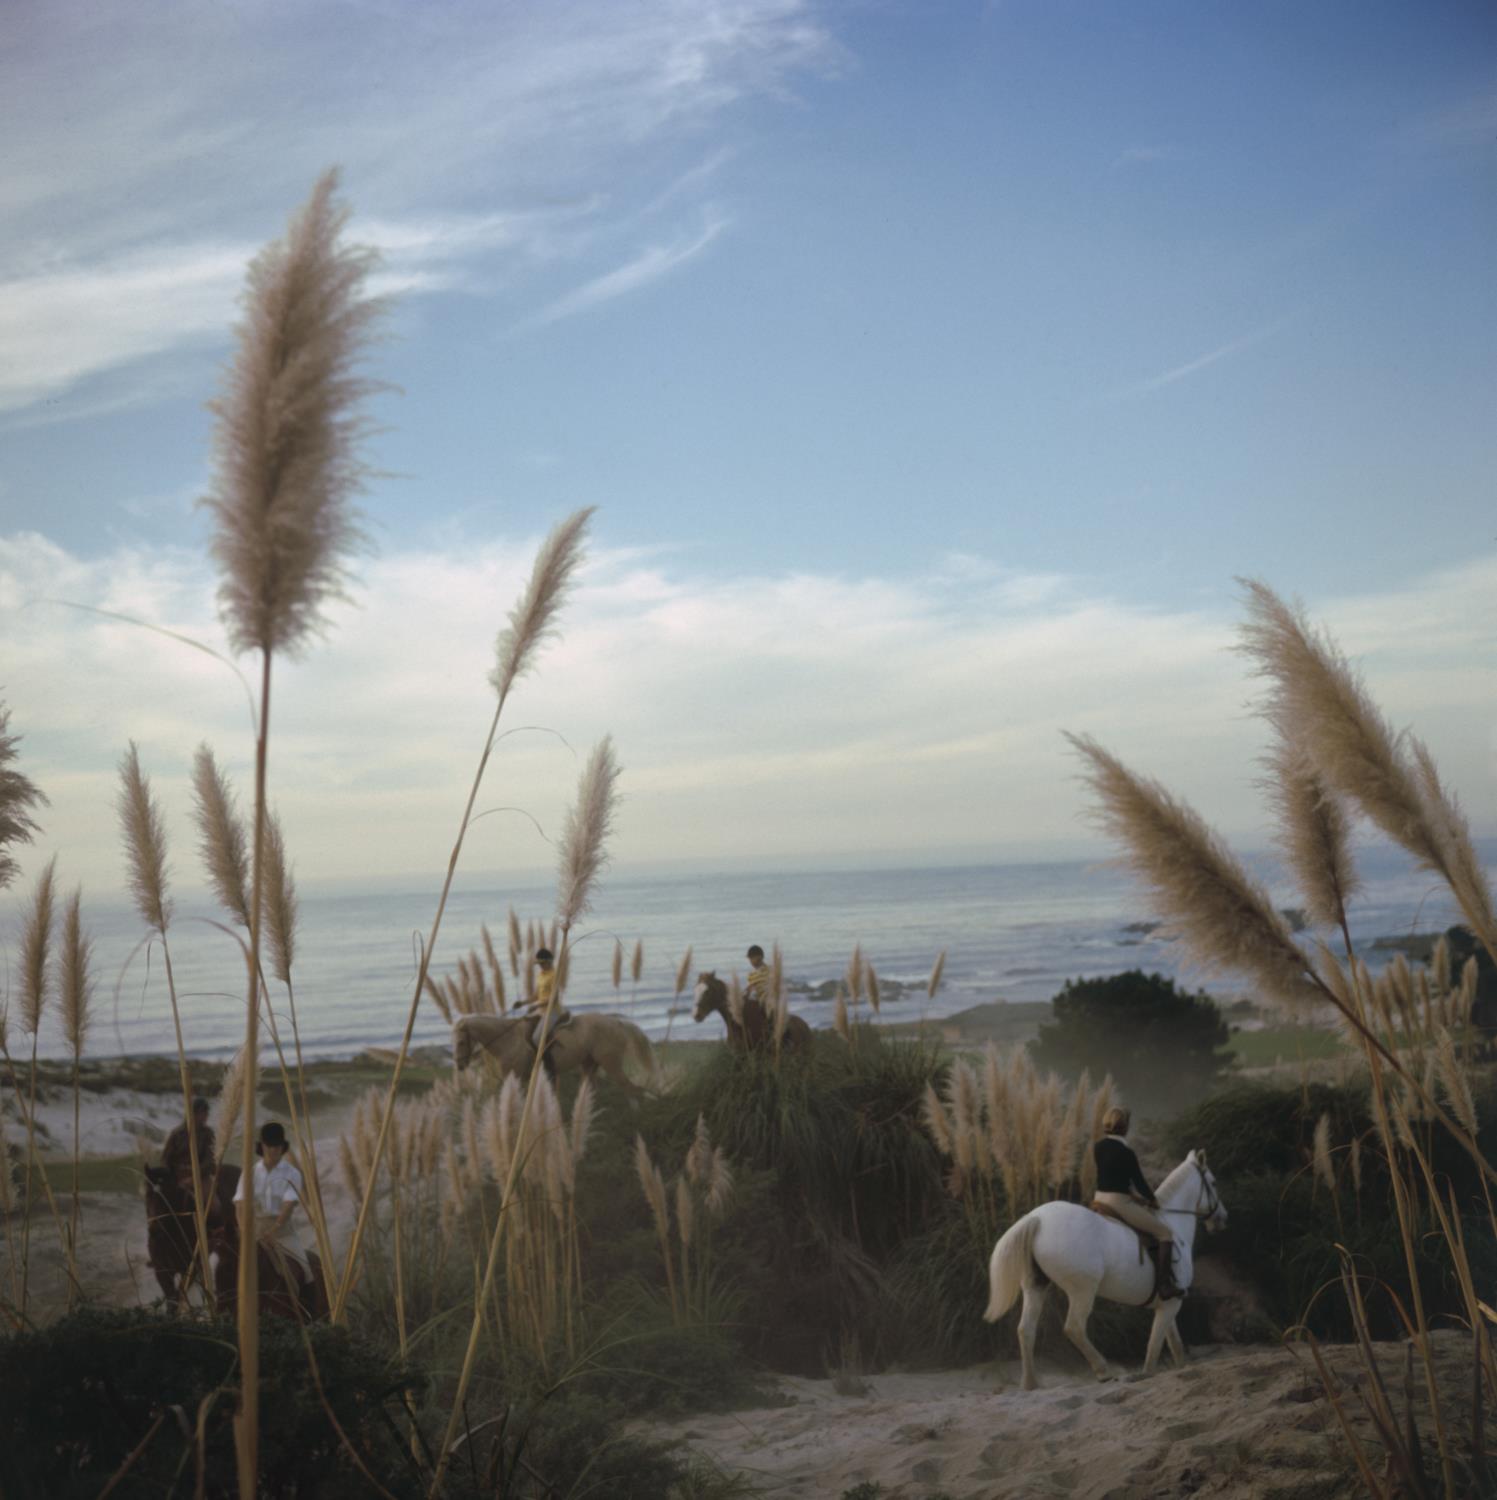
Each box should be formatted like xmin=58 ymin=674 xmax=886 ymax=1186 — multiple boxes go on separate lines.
xmin=1 ymin=0 xmax=1494 ymax=896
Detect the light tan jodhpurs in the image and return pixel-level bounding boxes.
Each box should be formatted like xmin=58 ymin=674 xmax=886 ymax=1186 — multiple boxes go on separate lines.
xmin=1092 ymin=1191 xmax=1172 ymax=1242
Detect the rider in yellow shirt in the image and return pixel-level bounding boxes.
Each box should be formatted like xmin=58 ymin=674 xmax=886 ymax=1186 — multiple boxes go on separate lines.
xmin=743 ymin=945 xmax=770 ymax=1013
xmin=525 ymin=948 xmax=565 ymax=1077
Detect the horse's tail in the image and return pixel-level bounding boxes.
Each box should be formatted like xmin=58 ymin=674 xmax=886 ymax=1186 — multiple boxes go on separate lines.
xmin=623 ymin=1021 xmax=655 ymax=1080
xmin=985 ymin=1212 xmax=1041 ymax=1322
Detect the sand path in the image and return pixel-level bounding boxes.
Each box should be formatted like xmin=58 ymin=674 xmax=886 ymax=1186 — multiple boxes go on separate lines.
xmin=647 ymin=1332 xmax=1472 ymax=1499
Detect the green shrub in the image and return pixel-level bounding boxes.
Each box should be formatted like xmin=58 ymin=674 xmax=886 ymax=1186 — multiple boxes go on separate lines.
xmin=0 ymin=1307 xmax=424 ymax=1500
xmin=1032 ymin=970 xmax=1233 ymax=1111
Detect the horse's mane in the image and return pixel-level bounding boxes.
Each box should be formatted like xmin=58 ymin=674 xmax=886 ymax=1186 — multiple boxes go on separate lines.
xmin=1156 ymin=1153 xmax=1199 ymax=1201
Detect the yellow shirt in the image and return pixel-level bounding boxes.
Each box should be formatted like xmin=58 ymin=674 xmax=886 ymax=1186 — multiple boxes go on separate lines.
xmin=745 ymin=965 xmax=771 ymax=1005
xmin=530 ymin=967 xmax=557 ymax=1010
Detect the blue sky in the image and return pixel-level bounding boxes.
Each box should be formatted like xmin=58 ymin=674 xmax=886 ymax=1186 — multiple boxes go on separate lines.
xmin=1 ymin=0 xmax=1494 ymax=888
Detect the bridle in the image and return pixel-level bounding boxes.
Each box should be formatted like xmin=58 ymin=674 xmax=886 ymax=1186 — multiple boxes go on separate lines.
xmin=1160 ymin=1160 xmax=1221 ymax=1221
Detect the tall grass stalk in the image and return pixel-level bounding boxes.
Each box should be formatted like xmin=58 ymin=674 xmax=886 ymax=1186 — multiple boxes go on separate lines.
xmin=118 ymin=746 xmax=215 ymax=1314
xmin=59 ymin=886 xmax=92 ymax=1305
xmin=428 ymin=736 xmax=618 ymax=1497
xmin=203 ymin=168 xmax=386 ymax=1497
xmin=334 ymin=507 xmax=593 ymax=1327
xmin=16 ymin=856 xmax=55 ymax=1314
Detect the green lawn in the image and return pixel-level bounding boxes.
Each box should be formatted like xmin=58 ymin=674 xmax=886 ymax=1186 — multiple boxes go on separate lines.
xmin=28 ymin=1155 xmax=143 ymax=1195
xmin=1227 ymin=1024 xmax=1346 ymax=1068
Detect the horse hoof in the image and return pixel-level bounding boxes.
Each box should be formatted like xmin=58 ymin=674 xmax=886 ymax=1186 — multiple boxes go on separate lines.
xmin=1095 ymin=1368 xmax=1116 ymax=1383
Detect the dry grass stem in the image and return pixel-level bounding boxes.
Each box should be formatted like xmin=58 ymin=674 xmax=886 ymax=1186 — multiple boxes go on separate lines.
xmin=204 ymin=170 xmax=383 ymax=658
xmin=612 ymin=940 xmax=623 ymax=991
xmin=927 ymin=950 xmax=946 ymax=1000
xmin=675 ymin=947 xmax=693 ymax=998
xmin=489 ymin=508 xmax=595 ymax=701
xmin=631 ymin=938 xmax=644 ymax=984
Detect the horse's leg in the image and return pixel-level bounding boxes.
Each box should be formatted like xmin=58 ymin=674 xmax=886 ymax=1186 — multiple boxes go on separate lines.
xmin=1017 ymin=1281 xmax=1047 ymax=1392
xmin=599 ymin=1053 xmax=644 ymax=1102
xmin=1164 ymin=1311 xmax=1187 ymax=1368
xmin=1060 ymin=1283 xmax=1112 ymax=1381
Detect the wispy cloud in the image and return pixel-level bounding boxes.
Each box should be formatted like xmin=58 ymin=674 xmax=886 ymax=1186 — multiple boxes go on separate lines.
xmin=1103 ymin=317 xmax=1291 ymax=402
xmin=0 ymin=1 xmax=831 ymax=414
xmin=523 ymin=215 xmax=729 ymax=327
xmin=4 ymin=530 xmax=1492 ymax=887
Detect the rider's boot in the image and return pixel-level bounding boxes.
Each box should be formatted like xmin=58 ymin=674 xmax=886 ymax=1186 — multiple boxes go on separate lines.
xmin=1153 ymin=1241 xmax=1184 ymax=1301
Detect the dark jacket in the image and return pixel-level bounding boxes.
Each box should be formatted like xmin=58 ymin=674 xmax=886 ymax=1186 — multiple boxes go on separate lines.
xmin=1093 ymin=1135 xmax=1153 ymax=1201
xmin=162 ymin=1122 xmax=216 ymax=1183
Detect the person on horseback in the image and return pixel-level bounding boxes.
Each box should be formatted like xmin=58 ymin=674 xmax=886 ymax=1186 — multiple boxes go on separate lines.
xmin=524 ymin=948 xmax=569 ymax=1078
xmin=161 ymin=1096 xmax=216 ymax=1197
xmin=1091 ymin=1106 xmax=1183 ymax=1300
xmin=744 ymin=945 xmax=770 ymax=1011
xmin=233 ymin=1121 xmax=310 ymax=1289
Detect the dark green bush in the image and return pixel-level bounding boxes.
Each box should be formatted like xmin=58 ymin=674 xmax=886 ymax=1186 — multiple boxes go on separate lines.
xmin=1032 ymin=970 xmax=1233 ymax=1111
xmin=0 ymin=1307 xmax=424 ymax=1500
xmin=1165 ymin=1077 xmax=1497 ymax=1339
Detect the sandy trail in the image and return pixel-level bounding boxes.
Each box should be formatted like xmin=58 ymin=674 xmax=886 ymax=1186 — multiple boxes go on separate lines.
xmin=647 ymin=1332 xmax=1472 ymax=1500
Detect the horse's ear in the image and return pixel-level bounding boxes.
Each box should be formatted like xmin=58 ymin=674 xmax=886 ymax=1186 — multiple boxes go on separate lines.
xmin=1196 ymin=1148 xmax=1208 ymax=1168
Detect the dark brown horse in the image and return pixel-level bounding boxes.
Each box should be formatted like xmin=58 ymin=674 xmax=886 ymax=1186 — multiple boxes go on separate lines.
xmin=143 ymin=1161 xmax=239 ymax=1306
xmin=692 ymin=972 xmax=813 ymax=1054
xmin=211 ymin=1206 xmax=330 ymax=1323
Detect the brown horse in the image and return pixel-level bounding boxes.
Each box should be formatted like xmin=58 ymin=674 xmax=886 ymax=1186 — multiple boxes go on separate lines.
xmin=452 ymin=1012 xmax=657 ymax=1098
xmin=692 ymin=972 xmax=812 ymax=1054
xmin=211 ymin=1205 xmax=330 ymax=1323
xmin=143 ymin=1161 xmax=238 ymax=1306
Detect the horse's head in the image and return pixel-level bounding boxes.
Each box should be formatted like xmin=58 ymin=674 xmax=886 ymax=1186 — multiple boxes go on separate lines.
xmin=1189 ymin=1149 xmax=1227 ymax=1232
xmin=692 ymin=972 xmax=720 ymax=1023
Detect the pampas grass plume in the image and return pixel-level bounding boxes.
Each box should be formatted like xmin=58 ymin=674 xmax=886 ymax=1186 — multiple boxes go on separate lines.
xmin=612 ymin=940 xmax=623 ymax=991
xmin=1068 ymin=732 xmax=1320 ymax=1007
xmin=675 ymin=947 xmax=693 ymax=998
xmin=214 ymin=1049 xmax=248 ymax=1162
xmin=59 ymin=887 xmax=92 ymax=1059
xmin=0 ymin=703 xmax=47 ymax=893
xmin=927 ymin=949 xmax=946 ymax=1000
xmin=191 ymin=745 xmax=250 ymax=926
xmin=20 ymin=857 xmax=57 ymax=1035
xmin=261 ymin=810 xmax=298 ymax=985
xmin=1266 ymin=743 xmax=1358 ymax=929
xmin=632 ymin=938 xmax=644 ymax=984
xmin=557 ymin=736 xmax=620 ymax=931
xmin=1312 ymin=1112 xmax=1334 ymax=1191
xmin=490 ymin=508 xmax=595 ymax=701
xmin=204 ymin=170 xmax=383 ymax=658
xmin=118 ymin=744 xmax=172 ymax=935
xmin=833 ymin=987 xmax=850 ymax=1041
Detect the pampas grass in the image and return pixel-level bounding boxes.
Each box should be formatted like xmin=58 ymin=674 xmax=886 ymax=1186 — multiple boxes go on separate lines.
xmin=59 ymin=886 xmax=92 ymax=1297
xmin=14 ymin=858 xmax=56 ymax=1312
xmin=191 ymin=744 xmax=251 ymax=926
xmin=489 ymin=509 xmax=595 ymax=702
xmin=556 ymin=737 xmax=619 ymax=933
xmin=260 ymin=810 xmax=297 ymax=988
xmin=1265 ymin=743 xmax=1359 ymax=930
xmin=1240 ymin=579 xmax=1496 ymax=955
xmin=335 ymin=508 xmax=593 ymax=1331
xmin=1068 ymin=733 xmax=1323 ymax=1008
xmin=0 ymin=703 xmax=46 ymax=893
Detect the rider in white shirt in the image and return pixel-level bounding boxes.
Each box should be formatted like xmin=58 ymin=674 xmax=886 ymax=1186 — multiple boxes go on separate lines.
xmin=234 ymin=1120 xmax=308 ymax=1280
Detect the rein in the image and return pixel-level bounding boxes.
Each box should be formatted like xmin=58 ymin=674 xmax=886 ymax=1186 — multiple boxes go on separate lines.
xmin=1159 ymin=1161 xmax=1220 ymax=1220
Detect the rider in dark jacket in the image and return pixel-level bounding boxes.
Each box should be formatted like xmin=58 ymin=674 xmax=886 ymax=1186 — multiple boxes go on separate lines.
xmin=1092 ymin=1106 xmax=1182 ymax=1299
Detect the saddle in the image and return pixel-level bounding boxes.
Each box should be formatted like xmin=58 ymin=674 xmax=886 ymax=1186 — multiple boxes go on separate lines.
xmin=1088 ymin=1199 xmax=1184 ymax=1301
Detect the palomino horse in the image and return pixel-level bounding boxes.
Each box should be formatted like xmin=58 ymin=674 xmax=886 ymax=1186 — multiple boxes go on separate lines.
xmin=143 ymin=1161 xmax=239 ymax=1306
xmin=211 ymin=1205 xmax=329 ymax=1323
xmin=452 ymin=1012 xmax=656 ymax=1098
xmin=984 ymin=1150 xmax=1226 ymax=1388
xmin=692 ymin=972 xmax=812 ymax=1054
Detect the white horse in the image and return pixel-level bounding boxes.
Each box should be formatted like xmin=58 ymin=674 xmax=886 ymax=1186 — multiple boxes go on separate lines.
xmin=984 ymin=1150 xmax=1226 ymax=1389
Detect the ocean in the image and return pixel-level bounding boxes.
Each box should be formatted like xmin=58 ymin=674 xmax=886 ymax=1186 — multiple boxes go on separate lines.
xmin=7 ymin=843 xmax=1486 ymax=1062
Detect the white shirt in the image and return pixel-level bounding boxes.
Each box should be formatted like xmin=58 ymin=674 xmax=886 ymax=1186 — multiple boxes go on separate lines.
xmin=234 ymin=1157 xmax=306 ymax=1248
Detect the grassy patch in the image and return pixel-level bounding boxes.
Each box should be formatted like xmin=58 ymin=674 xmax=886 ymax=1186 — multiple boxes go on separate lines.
xmin=1226 ymin=1024 xmax=1345 ymax=1068
xmin=30 ymin=1154 xmax=142 ymax=1194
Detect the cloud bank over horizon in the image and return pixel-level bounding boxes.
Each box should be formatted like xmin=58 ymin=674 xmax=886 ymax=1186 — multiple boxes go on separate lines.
xmin=3 ymin=528 xmax=1492 ymax=897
